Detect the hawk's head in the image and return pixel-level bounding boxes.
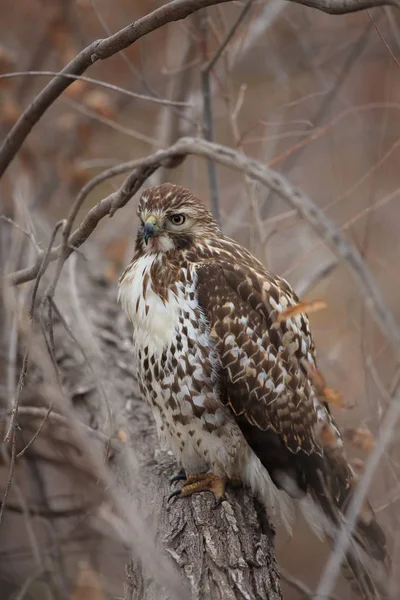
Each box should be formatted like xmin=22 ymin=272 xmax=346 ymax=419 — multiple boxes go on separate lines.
xmin=136 ymin=183 xmax=219 ymax=253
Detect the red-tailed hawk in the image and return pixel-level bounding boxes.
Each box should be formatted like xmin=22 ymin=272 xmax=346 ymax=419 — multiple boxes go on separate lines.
xmin=118 ymin=183 xmax=388 ymax=598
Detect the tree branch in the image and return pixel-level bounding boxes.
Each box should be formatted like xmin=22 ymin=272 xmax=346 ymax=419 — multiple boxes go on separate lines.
xmin=0 ymin=0 xmax=232 ymax=178
xmin=6 ymin=136 xmax=400 ymax=361
xmin=0 ymin=71 xmax=193 ymax=107
xmin=290 ymin=0 xmax=399 ymax=13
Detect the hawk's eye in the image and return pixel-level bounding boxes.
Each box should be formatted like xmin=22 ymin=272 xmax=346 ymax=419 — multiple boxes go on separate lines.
xmin=170 ymin=214 xmax=185 ymax=226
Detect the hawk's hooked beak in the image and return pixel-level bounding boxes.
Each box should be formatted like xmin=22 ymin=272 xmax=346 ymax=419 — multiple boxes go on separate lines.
xmin=143 ymin=215 xmax=159 ymax=245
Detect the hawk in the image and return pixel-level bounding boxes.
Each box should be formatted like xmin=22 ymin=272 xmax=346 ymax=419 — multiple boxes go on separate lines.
xmin=118 ymin=183 xmax=388 ymax=598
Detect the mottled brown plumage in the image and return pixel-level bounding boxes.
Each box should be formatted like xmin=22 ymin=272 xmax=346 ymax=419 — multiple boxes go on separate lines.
xmin=118 ymin=183 xmax=389 ymax=598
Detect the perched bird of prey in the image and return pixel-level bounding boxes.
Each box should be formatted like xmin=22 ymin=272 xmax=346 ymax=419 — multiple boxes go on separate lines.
xmin=118 ymin=183 xmax=389 ymax=598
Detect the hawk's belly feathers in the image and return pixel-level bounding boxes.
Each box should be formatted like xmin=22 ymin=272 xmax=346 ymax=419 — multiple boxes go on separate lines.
xmin=118 ymin=254 xmax=244 ymax=476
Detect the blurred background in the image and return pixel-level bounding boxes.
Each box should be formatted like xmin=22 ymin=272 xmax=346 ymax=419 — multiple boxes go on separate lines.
xmin=1 ymin=0 xmax=400 ymax=598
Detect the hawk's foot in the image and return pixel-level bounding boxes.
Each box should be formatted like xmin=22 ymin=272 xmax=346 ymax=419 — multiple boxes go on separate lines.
xmin=168 ymin=473 xmax=226 ymax=505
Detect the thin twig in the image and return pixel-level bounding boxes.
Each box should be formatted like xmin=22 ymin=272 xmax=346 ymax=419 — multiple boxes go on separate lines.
xmin=291 ymin=0 xmax=400 ymax=13
xmin=90 ymin=0 xmax=199 ymax=135
xmin=316 ymin=391 xmax=400 ymax=599
xmin=14 ymin=568 xmax=46 ymax=600
xmin=12 ymin=472 xmax=58 ymax=600
xmin=152 ymin=18 xmax=198 ymax=186
xmin=295 ymin=260 xmax=339 ymax=298
xmin=6 ymin=405 xmax=117 ymax=447
xmin=0 ymin=0 xmax=233 ymax=178
xmin=90 ymin=0 xmax=162 ymax=100
xmin=200 ymin=11 xmax=221 ymax=224
xmin=204 ymin=0 xmax=254 ymax=73
xmin=0 ymin=215 xmax=41 ymax=253
xmin=0 ymin=432 xmax=17 ymax=526
xmin=280 ymin=567 xmax=341 ymax=600
xmin=0 ymin=71 xmax=193 ymax=107
xmin=21 ymin=280 xmax=72 ymax=459
xmin=0 ymin=500 xmax=92 ymax=519
xmin=384 ymin=6 xmax=400 ymax=51
xmin=63 ymin=97 xmax=162 ymax=147
xmin=67 ymin=256 xmax=113 ymax=452
xmin=0 ymin=221 xmax=64 ymax=528
xmin=16 ymin=399 xmax=54 ymax=458
xmin=23 ymin=449 xmax=69 ymax=598
xmin=4 ymin=220 xmax=64 ymax=443
xmin=199 ymin=1 xmax=254 ymax=224
xmin=368 ymin=9 xmax=400 ymax=68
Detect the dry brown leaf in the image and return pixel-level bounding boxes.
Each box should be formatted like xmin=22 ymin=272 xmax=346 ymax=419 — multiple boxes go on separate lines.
xmin=323 ymin=386 xmax=344 ymax=409
xmin=278 ymin=299 xmax=327 ymax=323
xmin=305 ymin=364 xmax=326 ymax=393
xmin=319 ymin=423 xmax=340 ymax=450
xmin=345 ymin=427 xmax=376 ymax=453
xmin=70 ymin=562 xmax=106 ymax=600
xmin=303 ymin=363 xmax=344 ymax=408
xmin=84 ymin=90 xmax=115 ymax=119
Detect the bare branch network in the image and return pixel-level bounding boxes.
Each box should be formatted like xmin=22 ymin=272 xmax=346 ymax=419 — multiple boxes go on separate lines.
xmin=6 ymin=136 xmax=400 ymax=358
xmin=0 ymin=0 xmax=399 ymax=178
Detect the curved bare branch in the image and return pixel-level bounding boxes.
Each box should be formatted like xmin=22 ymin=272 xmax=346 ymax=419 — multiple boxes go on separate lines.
xmin=6 ymin=136 xmax=400 ymax=360
xmin=0 ymin=0 xmax=231 ymax=178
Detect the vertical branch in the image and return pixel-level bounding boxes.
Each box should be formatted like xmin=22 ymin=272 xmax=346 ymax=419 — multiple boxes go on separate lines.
xmin=199 ymin=11 xmax=221 ymax=225
xmin=152 ymin=20 xmax=199 ymax=187
xmin=0 ymin=220 xmax=64 ymax=528
xmin=200 ymin=0 xmax=254 ymax=225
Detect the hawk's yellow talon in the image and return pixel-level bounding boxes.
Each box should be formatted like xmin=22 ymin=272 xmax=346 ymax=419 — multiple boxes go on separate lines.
xmin=168 ymin=473 xmax=226 ymax=503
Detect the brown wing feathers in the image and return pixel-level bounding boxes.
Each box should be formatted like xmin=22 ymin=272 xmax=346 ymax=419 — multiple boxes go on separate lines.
xmin=196 ymin=261 xmax=321 ymax=456
xmin=196 ymin=258 xmax=389 ymax=598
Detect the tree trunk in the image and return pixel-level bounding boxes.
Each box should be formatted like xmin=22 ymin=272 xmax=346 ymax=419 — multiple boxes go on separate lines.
xmin=0 ymin=250 xmax=283 ymax=600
